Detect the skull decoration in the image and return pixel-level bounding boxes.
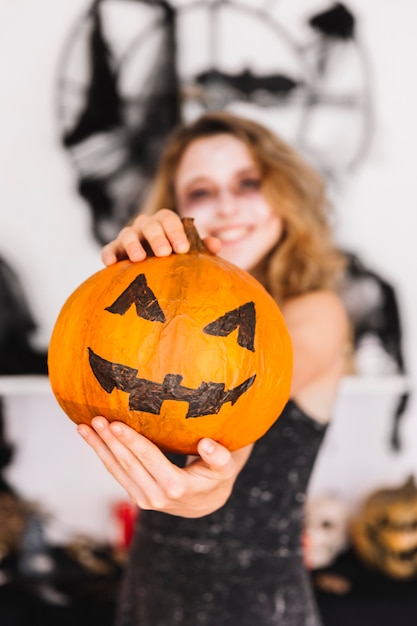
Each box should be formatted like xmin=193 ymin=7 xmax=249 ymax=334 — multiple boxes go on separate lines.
xmin=304 ymin=495 xmax=351 ymax=570
xmin=48 ymin=219 xmax=292 ymax=454
xmin=351 ymin=475 xmax=417 ymax=579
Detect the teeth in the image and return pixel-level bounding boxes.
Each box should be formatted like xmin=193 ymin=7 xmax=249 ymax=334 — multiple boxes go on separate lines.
xmin=216 ymin=227 xmax=248 ymax=243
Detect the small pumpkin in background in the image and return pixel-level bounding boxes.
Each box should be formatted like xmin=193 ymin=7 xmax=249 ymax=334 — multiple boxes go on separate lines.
xmin=351 ymin=475 xmax=417 ymax=579
xmin=48 ymin=219 xmax=292 ymax=455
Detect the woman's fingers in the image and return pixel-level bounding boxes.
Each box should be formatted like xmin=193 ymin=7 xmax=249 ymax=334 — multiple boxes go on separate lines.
xmin=77 ymin=420 xmax=163 ymax=509
xmin=202 ymin=236 xmax=222 ymax=255
xmin=132 ymin=211 xmax=189 ymax=257
xmin=108 ymin=424 xmax=233 ymax=490
xmin=101 ymin=210 xmax=191 ymax=265
xmin=80 ymin=418 xmax=184 ymax=509
xmin=108 ymin=421 xmax=186 ymax=501
xmin=100 ymin=244 xmax=119 ymax=266
xmin=133 ymin=217 xmax=175 ymax=257
xmin=147 ymin=210 xmax=190 ymax=255
xmin=100 ymin=209 xmax=221 ymax=266
xmin=101 ymin=228 xmax=145 ymax=265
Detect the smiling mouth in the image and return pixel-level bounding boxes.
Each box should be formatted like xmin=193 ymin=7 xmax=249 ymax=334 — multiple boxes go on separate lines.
xmin=214 ymin=226 xmax=252 ymax=244
xmin=88 ymin=348 xmax=256 ymax=418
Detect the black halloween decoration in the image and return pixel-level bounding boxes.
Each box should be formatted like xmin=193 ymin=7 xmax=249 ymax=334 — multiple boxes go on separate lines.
xmin=309 ymin=2 xmax=355 ymax=39
xmin=338 ymin=252 xmax=409 ymax=450
xmin=56 ymin=0 xmax=373 ymax=244
xmin=0 ymin=256 xmax=47 ymax=376
xmin=58 ymin=0 xmax=181 ymax=245
xmin=0 ymin=398 xmax=14 ymax=495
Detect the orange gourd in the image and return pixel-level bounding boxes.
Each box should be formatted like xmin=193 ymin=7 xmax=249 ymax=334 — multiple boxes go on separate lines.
xmin=48 ymin=219 xmax=292 ymax=454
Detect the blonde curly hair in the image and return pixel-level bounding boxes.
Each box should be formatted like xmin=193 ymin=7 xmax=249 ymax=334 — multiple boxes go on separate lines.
xmin=142 ymin=111 xmax=345 ymax=304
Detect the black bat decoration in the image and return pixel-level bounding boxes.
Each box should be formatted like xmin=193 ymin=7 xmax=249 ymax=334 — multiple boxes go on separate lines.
xmin=88 ymin=348 xmax=256 ymax=418
xmin=195 ymin=68 xmax=300 ymax=97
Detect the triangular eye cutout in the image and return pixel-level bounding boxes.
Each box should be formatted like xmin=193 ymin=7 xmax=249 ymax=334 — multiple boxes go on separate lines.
xmin=203 ymin=302 xmax=256 ymax=351
xmin=105 ymin=274 xmax=165 ymax=322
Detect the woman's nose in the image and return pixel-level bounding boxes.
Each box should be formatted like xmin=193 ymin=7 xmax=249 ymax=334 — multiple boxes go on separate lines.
xmin=216 ymin=188 xmax=239 ymax=216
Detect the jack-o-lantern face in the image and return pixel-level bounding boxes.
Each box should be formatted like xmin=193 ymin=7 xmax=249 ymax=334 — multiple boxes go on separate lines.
xmin=88 ymin=275 xmax=257 ymax=418
xmin=351 ymin=476 xmax=417 ymax=579
xmin=48 ymin=220 xmax=292 ymax=454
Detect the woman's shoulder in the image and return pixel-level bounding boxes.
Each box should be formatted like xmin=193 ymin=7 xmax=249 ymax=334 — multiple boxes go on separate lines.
xmin=281 ymin=289 xmax=348 ymax=331
xmin=280 ymin=289 xmax=350 ymax=376
xmin=281 ymin=290 xmax=350 ymax=422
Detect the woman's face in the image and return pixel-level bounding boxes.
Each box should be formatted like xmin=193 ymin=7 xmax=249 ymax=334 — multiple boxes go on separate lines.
xmin=175 ymin=134 xmax=283 ymax=271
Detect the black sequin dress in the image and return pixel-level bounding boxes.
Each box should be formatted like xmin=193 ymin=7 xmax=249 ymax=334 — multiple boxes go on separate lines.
xmin=115 ymin=400 xmax=327 ymax=626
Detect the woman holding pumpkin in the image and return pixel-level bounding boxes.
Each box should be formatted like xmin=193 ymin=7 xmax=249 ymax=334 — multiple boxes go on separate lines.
xmin=77 ymin=111 xmax=349 ymax=626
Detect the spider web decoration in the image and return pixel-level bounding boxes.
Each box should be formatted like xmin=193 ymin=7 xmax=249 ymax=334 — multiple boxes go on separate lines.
xmin=56 ymin=0 xmax=373 ymax=245
xmin=57 ymin=0 xmax=181 ymax=244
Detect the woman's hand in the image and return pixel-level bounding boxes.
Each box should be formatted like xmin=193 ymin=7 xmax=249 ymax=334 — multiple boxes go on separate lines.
xmin=77 ymin=418 xmax=252 ymax=518
xmin=101 ymin=209 xmax=221 ymax=266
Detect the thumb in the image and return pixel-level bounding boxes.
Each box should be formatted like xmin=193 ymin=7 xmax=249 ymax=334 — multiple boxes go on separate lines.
xmin=197 ymin=438 xmax=234 ymax=475
xmin=203 ymin=236 xmax=222 ymax=255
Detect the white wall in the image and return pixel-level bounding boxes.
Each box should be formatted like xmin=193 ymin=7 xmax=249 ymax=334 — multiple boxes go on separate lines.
xmin=1 ymin=385 xmax=126 ymax=545
xmin=1 ymin=0 xmax=416 ymax=543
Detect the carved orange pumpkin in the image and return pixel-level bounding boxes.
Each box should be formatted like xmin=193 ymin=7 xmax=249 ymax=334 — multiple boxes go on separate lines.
xmin=351 ymin=475 xmax=417 ymax=579
xmin=48 ymin=219 xmax=292 ymax=454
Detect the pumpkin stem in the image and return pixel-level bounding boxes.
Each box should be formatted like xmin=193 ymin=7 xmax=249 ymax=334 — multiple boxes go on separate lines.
xmin=181 ymin=218 xmax=211 ymax=254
